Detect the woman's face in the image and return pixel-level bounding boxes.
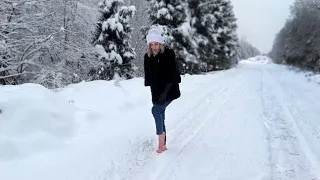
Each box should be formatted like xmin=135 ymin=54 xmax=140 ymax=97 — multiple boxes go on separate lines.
xmin=150 ymin=42 xmax=160 ymax=54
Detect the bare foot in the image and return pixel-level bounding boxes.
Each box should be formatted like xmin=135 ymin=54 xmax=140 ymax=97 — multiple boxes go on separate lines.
xmin=156 ymin=145 xmax=168 ymax=153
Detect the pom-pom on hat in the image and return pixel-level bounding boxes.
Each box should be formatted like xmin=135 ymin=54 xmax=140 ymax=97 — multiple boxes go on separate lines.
xmin=146 ymin=28 xmax=165 ymax=45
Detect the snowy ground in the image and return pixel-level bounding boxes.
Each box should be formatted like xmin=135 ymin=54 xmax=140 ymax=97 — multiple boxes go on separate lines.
xmin=0 ymin=56 xmax=320 ymax=180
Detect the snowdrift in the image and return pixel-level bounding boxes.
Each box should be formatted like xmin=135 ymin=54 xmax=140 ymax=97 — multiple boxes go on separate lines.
xmin=0 ymin=79 xmax=157 ymax=180
xmin=0 ymin=57 xmax=319 ymax=180
xmin=277 ymin=65 xmax=320 ymax=85
xmin=240 ymin=56 xmax=320 ymax=85
xmin=0 ymin=83 xmax=77 ymax=162
xmin=241 ymin=55 xmax=273 ymax=64
xmin=303 ymin=72 xmax=320 ymax=84
xmin=0 ymin=73 xmax=225 ymax=180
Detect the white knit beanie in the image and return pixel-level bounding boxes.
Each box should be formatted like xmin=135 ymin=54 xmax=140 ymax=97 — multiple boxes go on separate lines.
xmin=146 ymin=28 xmax=165 ymax=45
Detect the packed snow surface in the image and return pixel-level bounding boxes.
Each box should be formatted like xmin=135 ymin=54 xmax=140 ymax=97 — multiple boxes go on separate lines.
xmin=0 ymin=56 xmax=320 ymax=180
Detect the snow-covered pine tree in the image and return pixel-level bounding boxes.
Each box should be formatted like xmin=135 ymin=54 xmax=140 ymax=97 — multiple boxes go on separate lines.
xmin=93 ymin=0 xmax=136 ymax=81
xmin=214 ymin=0 xmax=238 ymax=69
xmin=188 ymin=0 xmax=238 ymax=71
xmin=145 ymin=0 xmax=199 ymax=75
xmin=188 ymin=0 xmax=216 ymax=72
xmin=124 ymin=0 xmax=150 ymax=77
xmin=269 ymin=0 xmax=320 ymax=72
xmin=237 ymin=36 xmax=261 ymax=60
xmin=269 ymin=26 xmax=288 ymax=64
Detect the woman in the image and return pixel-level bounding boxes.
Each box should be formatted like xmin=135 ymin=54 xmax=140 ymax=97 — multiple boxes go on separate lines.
xmin=144 ymin=28 xmax=181 ymax=153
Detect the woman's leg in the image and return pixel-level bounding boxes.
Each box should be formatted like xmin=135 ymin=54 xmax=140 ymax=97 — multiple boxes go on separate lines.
xmin=152 ymin=101 xmax=172 ymax=134
xmin=159 ymin=112 xmax=166 ymax=145
xmin=151 ymin=101 xmax=172 ymax=152
xmin=162 ymin=101 xmax=171 ymax=129
xmin=162 ymin=101 xmax=172 ymax=146
xmin=151 ymin=104 xmax=165 ymax=135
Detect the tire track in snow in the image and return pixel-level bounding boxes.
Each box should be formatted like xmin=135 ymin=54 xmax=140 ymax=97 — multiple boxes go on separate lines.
xmin=123 ymin=70 xmax=238 ymax=180
xmin=130 ymin=69 xmax=250 ymax=180
xmin=153 ymin=79 xmax=247 ymax=180
xmin=166 ymin=70 xmax=234 ymax=134
xmin=157 ymin=63 xmax=270 ymax=180
xmin=277 ymin=72 xmax=320 ymax=160
xmin=276 ymin=74 xmax=320 ymax=179
xmin=259 ymin=68 xmax=276 ymax=180
xmin=260 ymin=67 xmax=320 ymax=180
xmin=278 ymin=88 xmax=320 ymax=170
xmin=114 ymin=71 xmax=235 ymax=180
xmin=167 ymin=72 xmax=249 ymax=180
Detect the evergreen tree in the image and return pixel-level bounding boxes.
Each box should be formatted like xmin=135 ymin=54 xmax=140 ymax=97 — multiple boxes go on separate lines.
xmin=188 ymin=0 xmax=238 ymax=71
xmin=189 ymin=0 xmax=217 ymax=71
xmin=237 ymin=36 xmax=261 ymax=60
xmin=93 ymin=0 xmax=136 ymax=81
xmin=269 ymin=26 xmax=288 ymax=64
xmin=213 ymin=0 xmax=238 ymax=69
xmin=145 ymin=0 xmax=199 ymax=75
xmin=269 ymin=0 xmax=320 ymax=72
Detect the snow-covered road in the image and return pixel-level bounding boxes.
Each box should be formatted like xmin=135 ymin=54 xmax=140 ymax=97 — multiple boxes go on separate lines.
xmin=130 ymin=61 xmax=320 ymax=180
xmin=1 ymin=58 xmax=320 ymax=180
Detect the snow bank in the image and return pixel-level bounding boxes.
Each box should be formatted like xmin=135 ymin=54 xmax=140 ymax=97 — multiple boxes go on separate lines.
xmin=0 ymin=57 xmax=318 ymax=180
xmin=277 ymin=65 xmax=320 ymax=86
xmin=58 ymin=79 xmax=150 ymax=114
xmin=0 ymin=83 xmax=77 ymax=162
xmin=306 ymin=73 xmax=320 ymax=85
xmin=0 ymin=71 xmax=226 ymax=180
xmin=241 ymin=55 xmax=272 ymax=64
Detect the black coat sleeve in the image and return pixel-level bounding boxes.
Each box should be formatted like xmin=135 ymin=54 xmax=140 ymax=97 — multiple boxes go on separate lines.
xmin=166 ymin=50 xmax=181 ymax=84
xmin=144 ymin=54 xmax=151 ymax=86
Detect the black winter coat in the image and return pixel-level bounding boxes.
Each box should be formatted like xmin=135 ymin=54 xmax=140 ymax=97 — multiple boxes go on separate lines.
xmin=144 ymin=48 xmax=181 ymax=104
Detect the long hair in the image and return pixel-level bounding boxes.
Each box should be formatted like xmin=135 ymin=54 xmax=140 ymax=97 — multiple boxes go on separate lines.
xmin=147 ymin=43 xmax=165 ymax=57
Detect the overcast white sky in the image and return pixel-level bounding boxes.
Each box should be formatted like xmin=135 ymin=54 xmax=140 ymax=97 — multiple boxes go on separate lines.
xmin=230 ymin=0 xmax=295 ymax=53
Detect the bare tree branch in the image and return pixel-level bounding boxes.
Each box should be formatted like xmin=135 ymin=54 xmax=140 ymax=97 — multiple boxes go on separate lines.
xmin=311 ymin=0 xmax=320 ymax=11
xmin=0 ymin=67 xmax=12 ymax=73
xmin=0 ymin=72 xmax=26 ymax=79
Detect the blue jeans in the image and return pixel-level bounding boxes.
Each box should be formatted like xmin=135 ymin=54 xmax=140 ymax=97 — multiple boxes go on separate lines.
xmin=151 ymin=101 xmax=172 ymax=137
